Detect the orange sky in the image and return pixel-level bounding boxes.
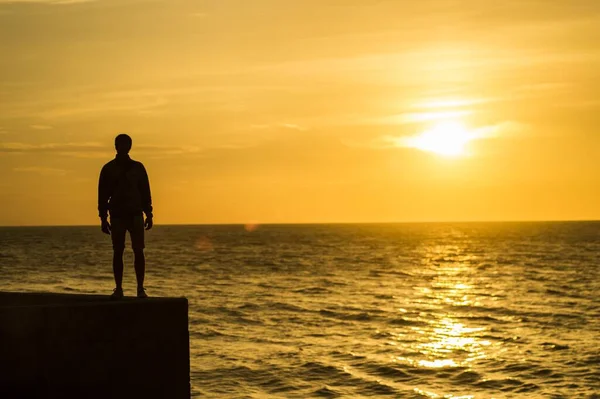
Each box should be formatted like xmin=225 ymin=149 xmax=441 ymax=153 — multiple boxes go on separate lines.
xmin=1 ymin=0 xmax=599 ymax=225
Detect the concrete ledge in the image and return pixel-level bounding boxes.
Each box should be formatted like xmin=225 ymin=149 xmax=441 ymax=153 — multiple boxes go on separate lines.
xmin=0 ymin=291 xmax=190 ymax=399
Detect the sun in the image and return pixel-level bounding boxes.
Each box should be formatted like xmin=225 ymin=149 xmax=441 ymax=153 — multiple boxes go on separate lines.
xmin=403 ymin=121 xmax=474 ymax=157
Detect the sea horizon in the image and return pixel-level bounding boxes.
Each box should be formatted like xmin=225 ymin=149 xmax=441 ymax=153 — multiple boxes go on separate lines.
xmin=1 ymin=218 xmax=599 ymax=228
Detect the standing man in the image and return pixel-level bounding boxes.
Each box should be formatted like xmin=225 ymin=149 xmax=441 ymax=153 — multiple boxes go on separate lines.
xmin=98 ymin=134 xmax=153 ymax=299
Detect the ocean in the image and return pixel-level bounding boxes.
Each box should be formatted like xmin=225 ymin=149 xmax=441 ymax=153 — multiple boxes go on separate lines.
xmin=1 ymin=222 xmax=599 ymax=398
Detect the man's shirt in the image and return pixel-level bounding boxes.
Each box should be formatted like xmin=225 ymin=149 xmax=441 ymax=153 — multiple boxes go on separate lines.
xmin=98 ymin=154 xmax=152 ymax=219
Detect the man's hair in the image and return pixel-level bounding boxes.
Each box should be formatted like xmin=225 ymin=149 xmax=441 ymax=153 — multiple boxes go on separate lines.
xmin=115 ymin=134 xmax=132 ymax=153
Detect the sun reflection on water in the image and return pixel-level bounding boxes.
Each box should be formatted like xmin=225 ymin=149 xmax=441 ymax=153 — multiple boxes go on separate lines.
xmin=420 ymin=318 xmax=491 ymax=363
xmin=413 ymin=386 xmax=475 ymax=399
xmin=418 ymin=358 xmax=458 ymax=368
xmin=400 ymin=243 xmax=493 ymax=373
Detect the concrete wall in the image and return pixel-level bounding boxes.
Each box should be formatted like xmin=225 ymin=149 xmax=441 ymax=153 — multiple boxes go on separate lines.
xmin=0 ymin=292 xmax=190 ymax=399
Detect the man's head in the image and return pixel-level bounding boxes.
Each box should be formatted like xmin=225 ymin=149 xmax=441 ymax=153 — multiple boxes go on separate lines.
xmin=115 ymin=134 xmax=132 ymax=154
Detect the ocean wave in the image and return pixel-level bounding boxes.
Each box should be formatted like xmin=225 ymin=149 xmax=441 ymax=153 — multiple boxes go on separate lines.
xmin=299 ymin=361 xmax=353 ymax=382
xmin=312 ymin=386 xmax=341 ymax=398
xmin=475 ymin=377 xmax=530 ymax=390
xmin=294 ymin=287 xmax=333 ymax=295
xmin=189 ymin=316 xmax=212 ymax=325
xmin=266 ymin=302 xmax=313 ymax=313
xmin=451 ymin=370 xmax=482 ymax=384
xmin=359 ymin=363 xmax=412 ymax=380
xmin=190 ymin=329 xmax=227 ymax=338
xmin=319 ymin=309 xmax=373 ymax=321
xmin=388 ymin=317 xmax=429 ymax=327
xmin=540 ymin=342 xmax=570 ymax=351
xmin=354 ymin=380 xmax=400 ymax=396
xmin=454 ymin=314 xmax=515 ymax=325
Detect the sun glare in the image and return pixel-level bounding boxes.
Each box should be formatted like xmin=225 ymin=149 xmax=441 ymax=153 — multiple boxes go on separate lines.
xmin=403 ymin=121 xmax=474 ymax=157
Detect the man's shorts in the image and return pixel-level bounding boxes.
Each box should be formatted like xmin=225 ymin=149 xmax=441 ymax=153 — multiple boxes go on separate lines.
xmin=110 ymin=214 xmax=145 ymax=250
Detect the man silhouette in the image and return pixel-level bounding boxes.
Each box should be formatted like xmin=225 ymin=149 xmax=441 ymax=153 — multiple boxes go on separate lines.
xmin=98 ymin=134 xmax=153 ymax=299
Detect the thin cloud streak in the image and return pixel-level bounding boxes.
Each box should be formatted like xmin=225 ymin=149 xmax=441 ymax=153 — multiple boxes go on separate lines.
xmin=391 ymin=121 xmax=527 ymax=152
xmin=0 ymin=141 xmax=220 ymax=158
xmin=378 ymin=110 xmax=473 ymax=125
xmin=0 ymin=142 xmax=104 ymax=152
xmin=30 ymin=125 xmax=53 ymax=130
xmin=340 ymin=121 xmax=527 ymax=151
xmin=0 ymin=0 xmax=95 ymax=3
xmin=14 ymin=166 xmax=68 ymax=176
xmin=250 ymin=123 xmax=309 ymax=131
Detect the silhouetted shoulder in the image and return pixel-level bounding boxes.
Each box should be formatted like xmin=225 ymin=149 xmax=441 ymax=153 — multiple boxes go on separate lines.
xmin=101 ymin=159 xmax=118 ymax=171
xmin=129 ymin=159 xmax=146 ymax=171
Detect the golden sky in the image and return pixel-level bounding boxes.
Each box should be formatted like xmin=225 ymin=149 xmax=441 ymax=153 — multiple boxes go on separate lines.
xmin=1 ymin=0 xmax=599 ymax=225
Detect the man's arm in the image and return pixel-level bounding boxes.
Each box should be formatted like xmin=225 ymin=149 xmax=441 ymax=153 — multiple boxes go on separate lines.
xmin=139 ymin=163 xmax=153 ymax=219
xmin=98 ymin=166 xmax=110 ymax=219
xmin=98 ymin=165 xmax=111 ymax=234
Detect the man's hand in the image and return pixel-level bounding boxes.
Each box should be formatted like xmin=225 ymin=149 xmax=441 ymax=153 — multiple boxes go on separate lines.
xmin=101 ymin=218 xmax=111 ymax=235
xmin=145 ymin=216 xmax=153 ymax=231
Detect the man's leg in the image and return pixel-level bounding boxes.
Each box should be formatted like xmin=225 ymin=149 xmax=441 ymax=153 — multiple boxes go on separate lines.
xmin=113 ymin=247 xmax=125 ymax=289
xmin=133 ymin=248 xmax=145 ymax=290
xmin=110 ymin=217 xmax=127 ymax=296
xmin=130 ymin=215 xmax=147 ymax=297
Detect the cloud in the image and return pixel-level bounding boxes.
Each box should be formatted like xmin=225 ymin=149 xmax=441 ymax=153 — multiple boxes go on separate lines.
xmin=359 ymin=97 xmax=498 ymax=127
xmin=14 ymin=167 xmax=68 ymax=176
xmin=377 ymin=110 xmax=473 ymax=125
xmin=392 ymin=121 xmax=528 ymax=152
xmin=0 ymin=141 xmax=204 ymax=158
xmin=135 ymin=144 xmax=201 ymax=156
xmin=471 ymin=121 xmax=528 ymax=139
xmin=0 ymin=142 xmax=104 ymax=153
xmin=250 ymin=123 xmax=309 ymax=131
xmin=2 ymin=86 xmax=182 ymax=120
xmin=38 ymin=95 xmax=169 ymax=119
xmin=342 ymin=121 xmax=527 ymax=151
xmin=280 ymin=123 xmax=308 ymax=131
xmin=553 ymin=100 xmax=600 ymax=109
xmin=0 ymin=0 xmax=94 ymax=4
xmin=411 ymin=98 xmax=495 ymax=110
xmin=0 ymin=143 xmax=106 ymax=152
xmin=30 ymin=124 xmax=53 ymax=130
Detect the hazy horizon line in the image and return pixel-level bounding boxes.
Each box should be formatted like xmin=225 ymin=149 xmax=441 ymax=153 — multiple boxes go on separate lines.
xmin=1 ymin=218 xmax=599 ymax=228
